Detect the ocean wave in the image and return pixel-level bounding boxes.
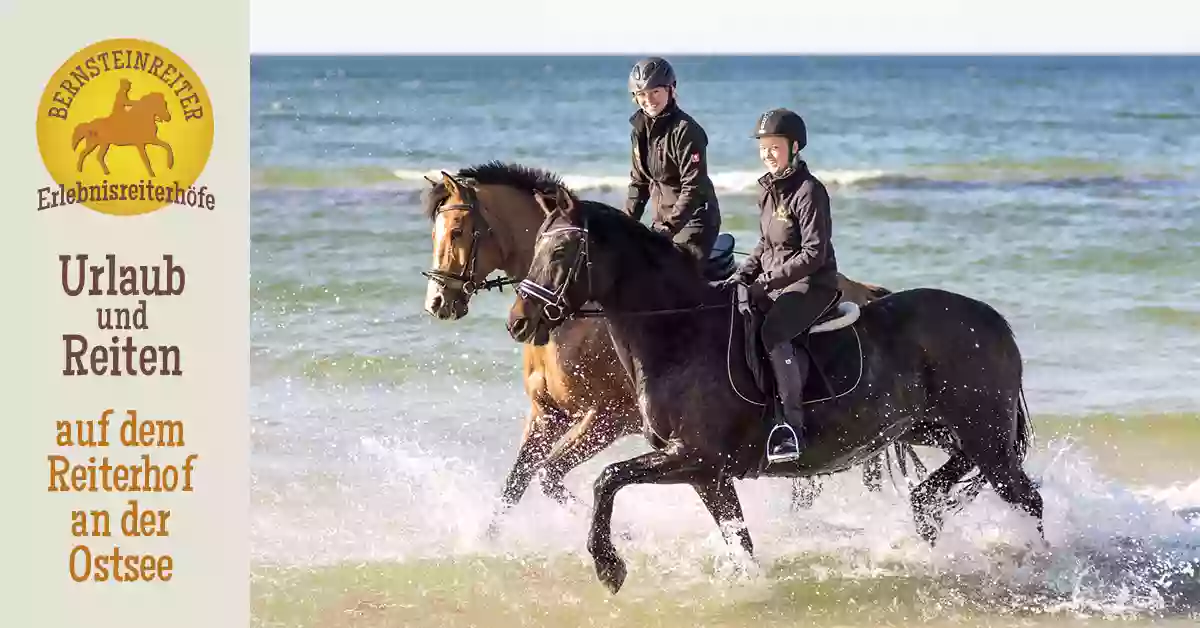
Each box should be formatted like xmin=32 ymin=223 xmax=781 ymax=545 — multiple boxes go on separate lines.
xmin=253 ymin=160 xmax=1193 ymax=194
xmin=395 ymin=167 xmax=901 ymax=193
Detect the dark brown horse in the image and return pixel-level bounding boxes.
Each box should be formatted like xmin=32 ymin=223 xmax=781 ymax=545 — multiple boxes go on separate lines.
xmin=507 ymin=188 xmax=1044 ymax=594
xmin=420 ymin=162 xmax=923 ymax=531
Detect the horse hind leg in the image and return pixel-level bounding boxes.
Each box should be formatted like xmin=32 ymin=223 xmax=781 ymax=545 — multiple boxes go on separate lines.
xmin=77 ymin=140 xmax=99 ymax=173
xmin=97 ymin=144 xmax=112 ymax=175
xmin=961 ymin=433 xmax=1046 ymax=544
xmin=910 ymin=450 xmax=976 ymax=545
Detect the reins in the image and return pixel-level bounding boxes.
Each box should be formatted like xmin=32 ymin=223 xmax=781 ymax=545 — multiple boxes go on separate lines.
xmin=566 ymin=302 xmax=727 ymax=320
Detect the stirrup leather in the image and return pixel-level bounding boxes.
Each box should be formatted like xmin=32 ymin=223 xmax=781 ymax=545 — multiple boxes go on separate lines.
xmin=766 ymin=423 xmax=801 ymax=465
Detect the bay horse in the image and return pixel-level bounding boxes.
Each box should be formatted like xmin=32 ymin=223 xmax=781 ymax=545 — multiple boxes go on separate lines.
xmin=506 ymin=187 xmax=1044 ymax=594
xmin=72 ymin=89 xmax=174 ymax=177
xmin=420 ymin=162 xmax=924 ymax=531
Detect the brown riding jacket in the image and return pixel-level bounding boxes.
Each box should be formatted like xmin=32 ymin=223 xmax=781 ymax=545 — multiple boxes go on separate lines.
xmin=624 ymin=101 xmax=721 ymax=235
xmin=736 ymin=160 xmax=839 ymax=298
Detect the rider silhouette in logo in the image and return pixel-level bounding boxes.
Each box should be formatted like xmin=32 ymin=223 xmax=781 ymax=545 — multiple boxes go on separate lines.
xmin=72 ymin=78 xmax=174 ymax=177
xmin=112 ymin=78 xmax=134 ymax=115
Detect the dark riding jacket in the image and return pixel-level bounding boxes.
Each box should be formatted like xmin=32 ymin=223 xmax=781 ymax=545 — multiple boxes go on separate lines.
xmin=736 ymin=160 xmax=839 ymax=298
xmin=625 ymin=101 xmax=721 ymax=237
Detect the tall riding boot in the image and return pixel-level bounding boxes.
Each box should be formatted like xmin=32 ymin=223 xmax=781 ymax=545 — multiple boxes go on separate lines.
xmin=766 ymin=340 xmax=809 ymax=464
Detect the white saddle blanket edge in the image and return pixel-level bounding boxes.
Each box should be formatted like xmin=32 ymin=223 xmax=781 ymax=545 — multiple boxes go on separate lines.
xmin=810 ymin=301 xmax=860 ymax=335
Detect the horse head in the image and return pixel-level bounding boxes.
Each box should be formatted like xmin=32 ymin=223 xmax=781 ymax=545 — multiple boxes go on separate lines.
xmin=139 ymin=91 xmax=172 ymax=123
xmin=508 ymin=186 xmax=601 ymax=345
xmin=421 ymin=171 xmax=509 ymax=320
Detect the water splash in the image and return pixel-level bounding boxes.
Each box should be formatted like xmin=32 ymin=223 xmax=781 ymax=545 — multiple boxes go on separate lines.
xmin=251 ymin=422 xmax=1200 ymax=618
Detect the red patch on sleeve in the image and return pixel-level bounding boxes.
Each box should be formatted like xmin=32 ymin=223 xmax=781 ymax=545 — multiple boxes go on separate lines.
xmin=691 ymin=152 xmax=700 ymax=163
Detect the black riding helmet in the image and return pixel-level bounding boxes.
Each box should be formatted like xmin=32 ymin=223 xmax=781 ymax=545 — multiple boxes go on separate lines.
xmin=628 ymin=57 xmax=677 ymax=94
xmin=752 ymin=108 xmax=807 ymax=151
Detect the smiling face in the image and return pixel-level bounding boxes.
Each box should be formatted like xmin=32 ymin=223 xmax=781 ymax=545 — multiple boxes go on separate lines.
xmin=758 ymin=135 xmax=796 ymax=175
xmin=633 ymin=86 xmax=671 ymax=117
xmin=423 ymin=174 xmax=500 ymax=320
xmin=507 ymin=190 xmax=593 ymax=345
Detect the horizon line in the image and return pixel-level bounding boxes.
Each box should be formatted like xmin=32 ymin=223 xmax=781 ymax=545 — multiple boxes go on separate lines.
xmin=248 ymin=51 xmax=1200 ymax=57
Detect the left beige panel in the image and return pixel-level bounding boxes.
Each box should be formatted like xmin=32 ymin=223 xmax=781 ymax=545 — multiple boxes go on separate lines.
xmin=0 ymin=1 xmax=249 ymax=627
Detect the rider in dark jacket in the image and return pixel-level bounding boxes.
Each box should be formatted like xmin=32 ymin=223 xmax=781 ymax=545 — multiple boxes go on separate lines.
xmin=725 ymin=108 xmax=841 ymax=464
xmin=624 ymin=57 xmax=722 ymax=266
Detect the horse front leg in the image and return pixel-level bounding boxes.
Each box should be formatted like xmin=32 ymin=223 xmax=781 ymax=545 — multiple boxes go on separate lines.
xmin=862 ymin=453 xmax=883 ymax=492
xmin=693 ymin=473 xmax=753 ymax=558
xmin=539 ymin=407 xmax=636 ymax=505
xmin=136 ymin=144 xmax=156 ymax=177
xmin=149 ymin=138 xmax=174 ymax=169
xmin=589 ymin=448 xmax=709 ymax=594
xmin=790 ymin=476 xmax=823 ymax=510
xmin=485 ymin=400 xmax=574 ymax=538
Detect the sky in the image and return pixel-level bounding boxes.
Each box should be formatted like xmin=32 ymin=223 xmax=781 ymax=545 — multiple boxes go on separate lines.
xmin=250 ymin=0 xmax=1200 ymax=55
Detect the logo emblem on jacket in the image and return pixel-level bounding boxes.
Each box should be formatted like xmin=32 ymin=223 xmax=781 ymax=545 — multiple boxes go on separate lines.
xmin=690 ymin=152 xmax=700 ymax=164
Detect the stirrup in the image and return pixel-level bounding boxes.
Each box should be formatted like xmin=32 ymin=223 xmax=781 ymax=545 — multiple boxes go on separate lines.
xmin=766 ymin=423 xmax=801 ymax=465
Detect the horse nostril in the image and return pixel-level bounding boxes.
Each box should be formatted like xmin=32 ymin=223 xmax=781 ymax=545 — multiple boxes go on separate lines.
xmin=430 ymin=295 xmax=443 ymax=311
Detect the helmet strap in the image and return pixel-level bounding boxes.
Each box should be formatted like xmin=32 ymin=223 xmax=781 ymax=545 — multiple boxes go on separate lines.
xmin=787 ymin=140 xmax=804 ymax=168
xmin=771 ymin=141 xmax=803 ymax=180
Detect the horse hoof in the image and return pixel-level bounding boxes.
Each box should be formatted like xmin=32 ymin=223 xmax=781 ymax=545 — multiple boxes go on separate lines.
xmin=594 ymin=554 xmax=627 ymax=595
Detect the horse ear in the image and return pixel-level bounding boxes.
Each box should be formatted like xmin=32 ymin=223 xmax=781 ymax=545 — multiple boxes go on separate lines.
xmin=533 ymin=190 xmax=556 ymax=217
xmin=557 ymin=187 xmax=579 ymax=221
xmin=440 ymin=171 xmax=460 ymax=195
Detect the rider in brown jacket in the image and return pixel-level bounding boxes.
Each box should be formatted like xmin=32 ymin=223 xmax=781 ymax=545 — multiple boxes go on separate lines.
xmin=624 ymin=57 xmax=722 ymax=266
xmin=723 ymin=108 xmax=841 ymax=464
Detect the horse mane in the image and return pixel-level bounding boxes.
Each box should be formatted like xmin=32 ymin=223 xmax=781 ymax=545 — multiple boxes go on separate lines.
xmin=420 ymin=160 xmax=570 ymax=221
xmin=574 ymin=199 xmax=696 ymax=272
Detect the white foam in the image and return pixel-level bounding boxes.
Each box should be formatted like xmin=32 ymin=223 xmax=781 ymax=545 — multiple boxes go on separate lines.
xmin=392 ymin=167 xmax=892 ymax=194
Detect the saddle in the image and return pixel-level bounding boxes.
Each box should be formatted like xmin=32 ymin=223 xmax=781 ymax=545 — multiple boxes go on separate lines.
xmin=735 ymin=284 xmax=863 ymax=407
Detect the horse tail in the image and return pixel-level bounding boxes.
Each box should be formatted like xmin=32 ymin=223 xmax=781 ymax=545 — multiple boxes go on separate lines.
xmin=1014 ymin=385 xmax=1033 ymax=463
xmin=1000 ymin=307 xmax=1034 ymax=464
xmin=72 ymin=122 xmax=94 ymax=150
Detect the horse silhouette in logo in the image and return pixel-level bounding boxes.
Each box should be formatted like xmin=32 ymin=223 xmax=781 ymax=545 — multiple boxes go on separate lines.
xmin=72 ymin=79 xmax=174 ymax=177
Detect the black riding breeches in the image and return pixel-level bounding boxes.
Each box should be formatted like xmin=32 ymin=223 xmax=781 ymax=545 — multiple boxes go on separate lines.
xmin=760 ymin=284 xmax=840 ymax=348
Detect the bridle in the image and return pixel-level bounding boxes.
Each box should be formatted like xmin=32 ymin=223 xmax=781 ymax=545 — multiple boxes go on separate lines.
xmin=515 ymin=219 xmax=593 ymax=322
xmin=516 ymin=211 xmax=725 ymax=322
xmin=422 ymin=180 xmax=518 ymax=296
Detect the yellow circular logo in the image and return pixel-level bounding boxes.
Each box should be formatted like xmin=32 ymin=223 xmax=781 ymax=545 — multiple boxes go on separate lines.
xmin=36 ymin=38 xmax=214 ymax=216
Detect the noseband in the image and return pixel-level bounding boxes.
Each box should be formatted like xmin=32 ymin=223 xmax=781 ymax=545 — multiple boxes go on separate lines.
xmin=422 ymin=185 xmax=517 ymax=295
xmin=516 ymin=222 xmax=592 ymax=322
